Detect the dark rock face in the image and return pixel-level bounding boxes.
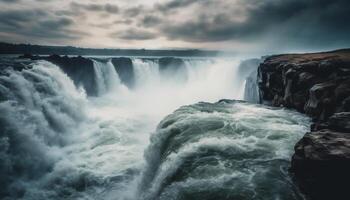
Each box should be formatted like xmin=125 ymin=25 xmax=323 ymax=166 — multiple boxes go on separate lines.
xmin=111 ymin=57 xmax=135 ymax=88
xmin=19 ymin=54 xmax=97 ymax=96
xmin=258 ymin=50 xmax=350 ymax=116
xmin=158 ymin=57 xmax=187 ymax=81
xmin=158 ymin=57 xmax=185 ymax=71
xmin=292 ymin=129 xmax=350 ymax=200
xmin=44 ymin=55 xmax=97 ymax=96
xmin=258 ymin=49 xmax=350 ymax=199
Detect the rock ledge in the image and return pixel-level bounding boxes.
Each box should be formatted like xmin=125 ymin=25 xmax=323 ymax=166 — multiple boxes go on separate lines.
xmin=258 ymin=49 xmax=350 ymax=199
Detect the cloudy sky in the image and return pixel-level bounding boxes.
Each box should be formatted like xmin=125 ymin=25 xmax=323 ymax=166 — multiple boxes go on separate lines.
xmin=0 ymin=0 xmax=349 ymax=52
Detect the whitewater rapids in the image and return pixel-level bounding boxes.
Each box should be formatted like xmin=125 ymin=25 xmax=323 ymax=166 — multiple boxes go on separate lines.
xmin=0 ymin=57 xmax=309 ymax=200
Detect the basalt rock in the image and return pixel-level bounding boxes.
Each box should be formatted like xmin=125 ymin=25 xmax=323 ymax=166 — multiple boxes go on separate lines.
xmin=258 ymin=50 xmax=350 ymax=117
xmin=291 ymin=130 xmax=350 ymax=200
xmin=258 ymin=49 xmax=350 ymax=199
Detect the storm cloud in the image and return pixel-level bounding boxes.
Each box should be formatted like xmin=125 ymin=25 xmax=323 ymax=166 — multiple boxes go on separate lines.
xmin=0 ymin=0 xmax=349 ymax=51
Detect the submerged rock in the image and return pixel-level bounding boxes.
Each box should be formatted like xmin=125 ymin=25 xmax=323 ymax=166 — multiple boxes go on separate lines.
xmin=258 ymin=49 xmax=350 ymax=199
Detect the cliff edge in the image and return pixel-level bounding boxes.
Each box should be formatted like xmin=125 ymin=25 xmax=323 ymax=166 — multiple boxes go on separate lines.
xmin=258 ymin=49 xmax=350 ymax=200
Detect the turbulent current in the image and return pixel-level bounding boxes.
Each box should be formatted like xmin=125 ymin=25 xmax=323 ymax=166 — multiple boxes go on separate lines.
xmin=0 ymin=56 xmax=310 ymax=200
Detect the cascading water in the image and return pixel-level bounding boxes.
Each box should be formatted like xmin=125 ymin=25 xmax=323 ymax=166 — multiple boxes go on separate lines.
xmin=0 ymin=56 xmax=309 ymax=200
xmin=92 ymin=59 xmax=124 ymax=95
xmin=131 ymin=59 xmax=160 ymax=88
xmin=137 ymin=100 xmax=309 ymax=200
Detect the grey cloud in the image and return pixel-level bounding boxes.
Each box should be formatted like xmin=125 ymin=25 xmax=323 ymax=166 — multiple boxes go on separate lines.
xmin=123 ymin=6 xmax=144 ymax=17
xmin=0 ymin=9 xmax=48 ymax=29
xmin=110 ymin=28 xmax=157 ymax=40
xmin=0 ymin=0 xmax=349 ymax=50
xmin=140 ymin=15 xmax=161 ymax=27
xmin=153 ymin=0 xmax=350 ymax=48
xmin=0 ymin=9 xmax=87 ymax=41
xmin=40 ymin=17 xmax=74 ymax=29
xmin=105 ymin=4 xmax=119 ymax=13
xmin=70 ymin=2 xmax=119 ymax=14
xmin=0 ymin=0 xmax=20 ymax=3
xmin=114 ymin=19 xmax=133 ymax=25
xmin=155 ymin=0 xmax=201 ymax=12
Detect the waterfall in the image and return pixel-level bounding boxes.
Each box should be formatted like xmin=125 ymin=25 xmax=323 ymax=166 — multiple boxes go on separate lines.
xmin=131 ymin=58 xmax=160 ymax=88
xmin=119 ymin=58 xmax=247 ymax=117
xmin=240 ymin=58 xmax=261 ymax=103
xmin=0 ymin=60 xmax=88 ymax=199
xmin=92 ymin=59 xmax=122 ymax=95
xmin=0 ymin=56 xmax=278 ymax=200
xmin=137 ymin=101 xmax=310 ymax=200
xmin=244 ymin=70 xmax=260 ymax=103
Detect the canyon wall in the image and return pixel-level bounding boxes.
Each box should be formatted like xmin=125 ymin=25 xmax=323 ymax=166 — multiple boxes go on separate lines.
xmin=258 ymin=49 xmax=350 ymax=199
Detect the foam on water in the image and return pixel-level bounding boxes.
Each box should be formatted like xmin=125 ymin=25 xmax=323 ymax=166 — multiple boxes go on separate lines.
xmin=137 ymin=101 xmax=310 ymax=200
xmin=0 ymin=57 xmax=307 ymax=200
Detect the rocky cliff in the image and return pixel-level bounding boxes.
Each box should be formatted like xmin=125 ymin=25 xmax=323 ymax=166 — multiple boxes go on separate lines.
xmin=111 ymin=57 xmax=134 ymax=88
xmin=258 ymin=49 xmax=350 ymax=199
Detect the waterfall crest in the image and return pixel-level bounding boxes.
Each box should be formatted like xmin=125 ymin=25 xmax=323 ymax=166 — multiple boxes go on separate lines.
xmin=137 ymin=101 xmax=310 ymax=200
xmin=92 ymin=59 xmax=122 ymax=95
xmin=0 ymin=56 xmax=282 ymax=200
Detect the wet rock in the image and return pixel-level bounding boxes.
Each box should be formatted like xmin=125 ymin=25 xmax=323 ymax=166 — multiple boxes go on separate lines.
xmin=18 ymin=54 xmax=40 ymax=60
xmin=158 ymin=57 xmax=187 ymax=81
xmin=328 ymin=112 xmax=350 ymax=132
xmin=341 ymin=96 xmax=350 ymax=111
xmin=111 ymin=57 xmax=134 ymax=88
xmin=335 ymin=79 xmax=350 ymax=106
xmin=291 ymin=130 xmax=350 ymax=200
xmin=258 ymin=49 xmax=350 ymax=199
xmin=158 ymin=57 xmax=185 ymax=72
xmin=304 ymin=81 xmax=337 ymax=120
xmin=44 ymin=55 xmax=97 ymax=96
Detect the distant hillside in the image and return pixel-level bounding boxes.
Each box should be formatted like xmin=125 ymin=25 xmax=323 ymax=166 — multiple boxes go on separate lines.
xmin=0 ymin=42 xmax=222 ymax=57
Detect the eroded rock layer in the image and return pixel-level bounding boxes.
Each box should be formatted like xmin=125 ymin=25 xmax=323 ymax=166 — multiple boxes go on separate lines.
xmin=258 ymin=49 xmax=350 ymax=199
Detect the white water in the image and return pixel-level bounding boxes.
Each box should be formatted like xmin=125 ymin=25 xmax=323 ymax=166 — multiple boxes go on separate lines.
xmin=138 ymin=102 xmax=310 ymax=199
xmin=92 ymin=60 xmax=124 ymax=95
xmin=0 ymin=57 xmax=253 ymax=199
xmin=85 ymin=58 xmax=248 ymax=198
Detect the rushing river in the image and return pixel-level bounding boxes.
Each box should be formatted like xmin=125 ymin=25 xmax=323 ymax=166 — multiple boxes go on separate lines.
xmin=0 ymin=57 xmax=309 ymax=200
